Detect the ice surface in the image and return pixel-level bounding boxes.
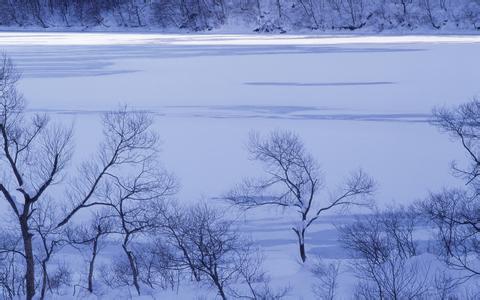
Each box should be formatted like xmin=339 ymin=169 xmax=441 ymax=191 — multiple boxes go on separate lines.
xmin=1 ymin=33 xmax=477 ymax=204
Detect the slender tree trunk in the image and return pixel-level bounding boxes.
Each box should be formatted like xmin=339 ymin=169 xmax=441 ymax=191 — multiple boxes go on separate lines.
xmin=134 ymin=6 xmax=143 ymax=27
xmin=213 ymin=278 xmax=227 ymax=300
xmin=299 ymin=240 xmax=306 ymax=263
xmin=275 ymin=0 xmax=282 ymax=20
xmin=218 ymin=288 xmax=227 ymax=300
xmin=296 ymin=225 xmax=307 ymax=262
xmin=255 ymin=0 xmax=261 ymax=16
xmin=20 ymin=218 xmax=35 ymax=300
xmin=87 ymin=239 xmax=98 ymax=293
xmin=295 ymin=215 xmax=308 ymax=262
xmin=40 ymin=261 xmax=48 ymax=300
xmin=122 ymin=244 xmax=140 ymax=295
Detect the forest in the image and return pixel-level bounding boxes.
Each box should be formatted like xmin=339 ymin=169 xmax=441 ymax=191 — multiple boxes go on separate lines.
xmin=0 ymin=0 xmax=479 ymax=32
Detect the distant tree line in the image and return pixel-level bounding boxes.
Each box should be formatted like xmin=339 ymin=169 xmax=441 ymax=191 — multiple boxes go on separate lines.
xmin=0 ymin=0 xmax=479 ymax=31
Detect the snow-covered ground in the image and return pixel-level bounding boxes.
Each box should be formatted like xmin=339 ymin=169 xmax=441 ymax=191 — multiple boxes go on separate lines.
xmin=1 ymin=33 xmax=480 ymax=298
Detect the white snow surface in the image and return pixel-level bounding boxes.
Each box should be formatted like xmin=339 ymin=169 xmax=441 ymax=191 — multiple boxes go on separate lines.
xmin=2 ymin=32 xmax=480 ymax=46
xmin=1 ymin=32 xmax=480 ymax=299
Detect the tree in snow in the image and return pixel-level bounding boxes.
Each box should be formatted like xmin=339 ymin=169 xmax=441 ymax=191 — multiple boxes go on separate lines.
xmin=65 ymin=210 xmax=114 ymax=294
xmin=420 ymin=189 xmax=480 ymax=281
xmin=310 ymin=257 xmax=341 ymax=300
xmin=338 ymin=207 xmax=430 ymax=299
xmin=94 ymin=157 xmax=177 ymax=295
xmin=0 ymin=229 xmax=24 ymax=299
xmin=31 ymin=201 xmax=71 ymax=300
xmin=0 ymin=54 xmax=73 ymax=300
xmin=152 ymin=202 xmax=289 ymax=300
xmin=0 ymin=55 xmax=177 ymax=299
xmin=226 ymin=130 xmax=374 ymax=262
xmin=420 ymin=99 xmax=480 ymax=282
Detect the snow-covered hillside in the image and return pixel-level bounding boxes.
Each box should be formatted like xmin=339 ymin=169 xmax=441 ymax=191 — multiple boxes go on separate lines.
xmin=1 ymin=0 xmax=480 ymax=33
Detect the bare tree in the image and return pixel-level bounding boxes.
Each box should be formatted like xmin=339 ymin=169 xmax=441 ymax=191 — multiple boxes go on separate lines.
xmin=57 ymin=107 xmax=162 ymax=228
xmin=134 ymin=238 xmax=179 ymax=290
xmin=338 ymin=208 xmax=430 ymax=300
xmin=178 ymin=204 xmax=241 ymax=300
xmin=31 ymin=202 xmax=68 ymax=300
xmin=57 ymin=105 xmax=178 ymax=296
xmin=0 ymin=230 xmax=25 ymax=299
xmin=155 ymin=202 xmax=287 ymax=300
xmin=226 ymin=130 xmax=374 ymax=262
xmin=231 ymin=250 xmax=290 ymax=300
xmin=311 ymin=257 xmax=341 ymax=300
xmin=420 ymin=0 xmax=441 ymax=29
xmin=432 ymin=98 xmax=480 ymax=188
xmin=398 ymin=0 xmax=414 ymax=25
xmin=94 ymin=160 xmax=177 ymax=295
xmin=297 ymin=0 xmax=321 ymax=29
xmin=66 ymin=210 xmax=114 ymax=294
xmin=344 ymin=0 xmax=368 ymax=29
xmin=431 ymin=272 xmax=462 ymax=300
xmin=153 ymin=200 xmax=203 ymax=282
xmin=427 ymin=99 xmax=480 ymax=281
xmin=420 ymin=189 xmax=480 ymax=280
xmin=0 ymin=54 xmax=73 ymax=300
xmin=0 ymin=55 xmax=177 ymax=299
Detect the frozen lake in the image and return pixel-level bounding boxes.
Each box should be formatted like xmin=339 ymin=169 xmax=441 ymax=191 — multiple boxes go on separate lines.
xmin=1 ymin=32 xmax=480 ymax=205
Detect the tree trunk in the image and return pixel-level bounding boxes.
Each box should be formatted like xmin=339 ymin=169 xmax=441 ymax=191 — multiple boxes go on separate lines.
xmin=87 ymin=239 xmax=98 ymax=293
xmin=218 ymin=288 xmax=227 ymax=300
xmin=299 ymin=241 xmax=307 ymax=263
xmin=40 ymin=261 xmax=48 ymax=300
xmin=294 ymin=218 xmax=308 ymax=263
xmin=293 ymin=225 xmax=308 ymax=262
xmin=275 ymin=0 xmax=281 ymax=19
xmin=122 ymin=245 xmax=140 ymax=295
xmin=213 ymin=279 xmax=227 ymax=300
xmin=20 ymin=219 xmax=35 ymax=300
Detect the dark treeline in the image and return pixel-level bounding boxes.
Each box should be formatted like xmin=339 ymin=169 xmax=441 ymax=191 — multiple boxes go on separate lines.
xmin=0 ymin=0 xmax=479 ymax=32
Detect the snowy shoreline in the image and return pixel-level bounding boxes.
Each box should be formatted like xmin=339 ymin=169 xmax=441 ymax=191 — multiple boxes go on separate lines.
xmin=1 ymin=31 xmax=480 ymax=47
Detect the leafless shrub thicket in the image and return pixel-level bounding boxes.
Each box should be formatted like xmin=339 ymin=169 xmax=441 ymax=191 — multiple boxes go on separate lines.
xmin=420 ymin=189 xmax=480 ymax=280
xmin=0 ymin=231 xmax=25 ymax=299
xmin=338 ymin=207 xmax=431 ymax=299
xmin=151 ymin=202 xmax=289 ymax=300
xmin=420 ymin=99 xmax=480 ymax=283
xmin=227 ymin=130 xmax=374 ymax=262
xmin=310 ymin=258 xmax=341 ymax=300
